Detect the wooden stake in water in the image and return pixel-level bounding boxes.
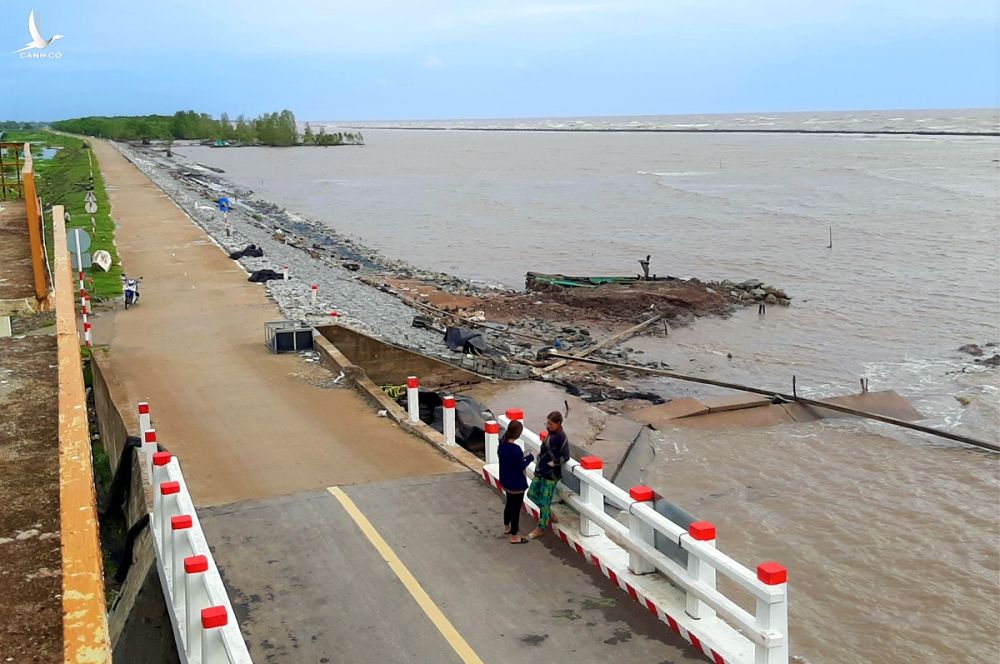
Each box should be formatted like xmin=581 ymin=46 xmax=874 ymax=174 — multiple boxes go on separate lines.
xmin=828 ymin=226 xmax=833 ymax=249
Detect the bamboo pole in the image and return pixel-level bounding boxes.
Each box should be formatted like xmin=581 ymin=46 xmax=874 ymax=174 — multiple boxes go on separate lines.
xmin=543 ymin=352 xmax=999 ymax=453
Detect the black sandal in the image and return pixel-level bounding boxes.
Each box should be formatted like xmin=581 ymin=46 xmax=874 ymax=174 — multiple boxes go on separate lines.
xmin=509 ymin=537 xmax=530 ymax=544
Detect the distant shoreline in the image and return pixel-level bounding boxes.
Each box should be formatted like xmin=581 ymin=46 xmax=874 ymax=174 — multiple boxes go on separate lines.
xmin=346 ymin=126 xmax=998 ymax=137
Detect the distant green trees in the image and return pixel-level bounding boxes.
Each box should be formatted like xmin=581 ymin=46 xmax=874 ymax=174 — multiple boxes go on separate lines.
xmin=52 ymin=111 xmax=364 ymax=147
xmin=0 ymin=121 xmax=39 ymax=131
xmin=309 ymin=125 xmax=364 ymax=146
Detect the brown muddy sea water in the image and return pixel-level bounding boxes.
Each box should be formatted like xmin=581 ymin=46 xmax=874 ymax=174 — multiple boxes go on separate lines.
xmin=179 ymin=116 xmax=999 ymax=663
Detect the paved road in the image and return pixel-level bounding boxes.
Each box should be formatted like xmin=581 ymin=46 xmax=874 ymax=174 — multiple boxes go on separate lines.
xmin=90 ymin=139 xmax=459 ymax=506
xmin=90 ymin=139 xmax=704 ymax=663
xmin=203 ymin=474 xmax=704 ymax=664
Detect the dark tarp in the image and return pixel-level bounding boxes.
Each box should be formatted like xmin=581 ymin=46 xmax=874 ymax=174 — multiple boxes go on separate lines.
xmin=444 ymin=326 xmax=490 ymax=355
xmin=229 ymin=244 xmax=264 ymax=259
xmin=248 ymin=269 xmax=284 ymax=283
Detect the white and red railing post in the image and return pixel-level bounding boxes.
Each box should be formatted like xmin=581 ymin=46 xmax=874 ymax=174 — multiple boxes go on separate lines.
xmin=505 ymin=408 xmax=525 ymax=451
xmin=138 ymin=402 xmax=151 ymax=439
xmin=310 ymin=283 xmax=318 ymax=306
xmin=578 ymin=456 xmax=605 ymax=537
xmin=755 ymin=563 xmax=789 ymax=664
xmin=151 ymin=452 xmax=171 ymax=532
xmin=442 ymin=395 xmax=456 ymax=446
xmin=158 ymin=480 xmax=181 ymax=568
xmin=170 ymin=514 xmax=194 ymax=603
xmin=143 ymin=428 xmax=157 ymax=481
xmin=484 ymin=420 xmax=500 ymax=465
xmin=201 ymin=606 xmax=229 ymax=663
xmin=685 ymin=521 xmax=717 ymax=620
xmin=184 ymin=555 xmax=210 ymax=663
xmin=406 ymin=376 xmax=420 ymax=422
xmin=628 ymin=485 xmax=657 ymax=574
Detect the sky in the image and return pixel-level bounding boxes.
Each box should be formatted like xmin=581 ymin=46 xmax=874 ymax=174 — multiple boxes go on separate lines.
xmin=0 ymin=0 xmax=997 ymax=121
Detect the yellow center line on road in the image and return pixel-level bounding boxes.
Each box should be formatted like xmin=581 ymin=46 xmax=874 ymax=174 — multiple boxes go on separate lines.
xmin=326 ymin=486 xmax=485 ymax=664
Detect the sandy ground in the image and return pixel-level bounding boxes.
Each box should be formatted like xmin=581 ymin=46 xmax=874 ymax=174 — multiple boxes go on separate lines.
xmin=89 ymin=139 xmax=461 ymax=507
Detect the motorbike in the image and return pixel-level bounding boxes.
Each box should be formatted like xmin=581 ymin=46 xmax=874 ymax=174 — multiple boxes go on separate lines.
xmin=122 ymin=275 xmax=142 ymax=309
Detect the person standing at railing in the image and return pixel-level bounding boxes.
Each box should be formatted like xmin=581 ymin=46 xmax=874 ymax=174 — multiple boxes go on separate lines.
xmin=527 ymin=411 xmax=571 ymax=540
xmin=498 ymin=420 xmax=534 ymax=544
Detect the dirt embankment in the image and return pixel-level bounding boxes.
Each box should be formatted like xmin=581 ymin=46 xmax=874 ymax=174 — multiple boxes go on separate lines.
xmin=0 ymin=335 xmax=61 ymax=661
xmin=478 ymin=279 xmax=735 ymax=327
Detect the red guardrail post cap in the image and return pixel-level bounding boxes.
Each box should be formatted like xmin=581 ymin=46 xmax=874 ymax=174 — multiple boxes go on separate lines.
xmin=160 ymin=481 xmax=180 ymax=496
xmin=442 ymin=395 xmax=456 ymax=408
xmin=184 ymin=555 xmax=209 ymax=574
xmin=201 ymin=606 xmax=228 ymax=629
xmin=688 ymin=521 xmax=717 ymax=541
xmin=629 ymin=485 xmax=655 ymax=502
xmin=406 ymin=376 xmax=419 ymax=388
xmin=757 ymin=561 xmax=788 ymax=585
xmin=170 ymin=514 xmax=193 ymax=530
xmin=484 ymin=421 xmax=500 ymax=434
xmin=138 ymin=402 xmax=150 ymax=414
xmin=505 ymin=408 xmax=524 ymax=420
xmin=539 ymin=430 xmax=549 ymax=441
xmin=143 ymin=429 xmax=157 ymax=443
xmin=580 ymin=456 xmax=603 ymax=470
xmin=152 ymin=452 xmax=172 ymax=467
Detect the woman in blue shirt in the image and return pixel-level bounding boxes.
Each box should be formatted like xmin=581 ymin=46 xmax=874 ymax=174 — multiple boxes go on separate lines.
xmin=498 ymin=420 xmax=534 ymax=544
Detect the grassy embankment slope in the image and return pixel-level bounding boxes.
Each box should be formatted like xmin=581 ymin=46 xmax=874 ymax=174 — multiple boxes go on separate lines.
xmin=7 ymin=130 xmax=121 ymax=298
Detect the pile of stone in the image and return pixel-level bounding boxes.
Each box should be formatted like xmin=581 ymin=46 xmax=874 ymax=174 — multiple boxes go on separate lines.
xmin=712 ymin=279 xmax=792 ymax=306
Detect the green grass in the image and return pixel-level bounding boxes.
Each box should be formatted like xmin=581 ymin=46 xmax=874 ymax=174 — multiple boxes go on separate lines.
xmin=6 ymin=131 xmax=122 ymax=299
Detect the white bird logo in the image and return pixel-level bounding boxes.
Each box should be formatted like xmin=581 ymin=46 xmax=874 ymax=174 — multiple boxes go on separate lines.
xmin=14 ymin=11 xmax=64 ymax=53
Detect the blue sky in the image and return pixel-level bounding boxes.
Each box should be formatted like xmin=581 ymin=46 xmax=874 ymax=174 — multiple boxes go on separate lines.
xmin=0 ymin=1 xmax=996 ymax=121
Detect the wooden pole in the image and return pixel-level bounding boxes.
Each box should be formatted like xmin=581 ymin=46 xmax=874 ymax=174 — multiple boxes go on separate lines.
xmin=535 ymin=315 xmax=663 ymax=375
xmin=542 ymin=352 xmax=999 ymax=453
xmin=22 ymin=145 xmax=49 ymax=308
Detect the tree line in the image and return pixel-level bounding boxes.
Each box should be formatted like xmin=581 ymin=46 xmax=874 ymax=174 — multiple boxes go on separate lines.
xmin=50 ymin=110 xmax=363 ymax=147
xmin=302 ymin=124 xmax=363 ymax=146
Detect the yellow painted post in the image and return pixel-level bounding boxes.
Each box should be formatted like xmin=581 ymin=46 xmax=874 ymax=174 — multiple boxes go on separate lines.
xmin=53 ymin=204 xmax=112 ymax=663
xmin=22 ymin=144 xmax=50 ymax=308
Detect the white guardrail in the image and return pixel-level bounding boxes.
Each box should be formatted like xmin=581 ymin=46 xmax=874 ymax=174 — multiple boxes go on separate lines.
xmin=405 ymin=381 xmax=788 ymax=664
xmin=138 ymin=403 xmax=253 ymax=664
xmin=495 ymin=411 xmax=789 ymax=664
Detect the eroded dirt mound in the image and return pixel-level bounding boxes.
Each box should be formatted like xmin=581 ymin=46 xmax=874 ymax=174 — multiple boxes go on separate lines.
xmin=477 ymin=279 xmax=734 ymax=326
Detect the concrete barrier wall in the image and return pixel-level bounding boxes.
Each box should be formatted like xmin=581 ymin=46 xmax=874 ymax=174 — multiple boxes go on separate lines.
xmin=315 ymin=324 xmax=483 ymax=388
xmin=52 ymin=204 xmax=111 ymax=661
xmin=92 ymin=353 xmax=134 ymax=475
xmin=91 ymin=351 xmax=170 ymax=655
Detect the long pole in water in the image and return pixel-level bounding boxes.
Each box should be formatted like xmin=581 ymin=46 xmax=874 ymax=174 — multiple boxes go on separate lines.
xmin=542 ymin=352 xmax=1000 ymax=453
